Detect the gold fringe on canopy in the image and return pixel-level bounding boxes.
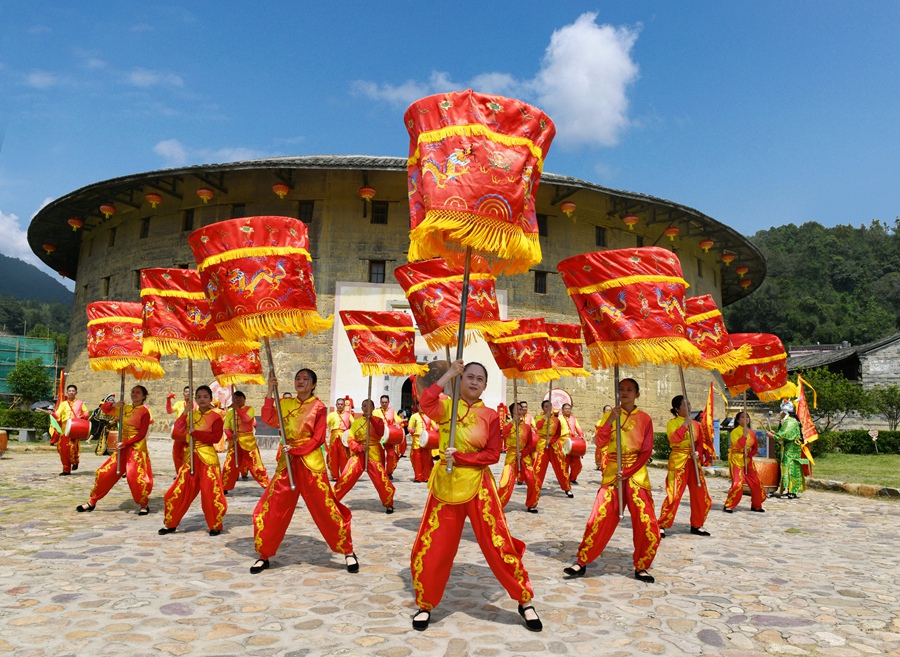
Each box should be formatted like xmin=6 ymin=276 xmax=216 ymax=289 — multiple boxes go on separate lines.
xmin=89 ymin=356 xmax=165 ymax=381
xmin=194 ymin=245 xmax=311 ymax=273
xmin=143 ymin=336 xmax=259 ymax=361
xmin=755 ymin=381 xmax=799 ymax=402
xmin=498 ymin=366 xmax=558 ymax=385
xmin=213 ymin=372 xmax=266 ymax=387
xmin=408 ymin=211 xmax=542 ymax=276
xmin=555 ymin=365 xmax=591 ymax=378
xmin=359 ymin=362 xmax=430 ymax=378
xmin=698 ymin=342 xmax=752 ymax=372
xmin=586 ymin=336 xmax=703 ymax=370
xmin=216 ymin=309 xmax=334 ymax=343
xmin=420 ymin=320 xmax=518 ymax=352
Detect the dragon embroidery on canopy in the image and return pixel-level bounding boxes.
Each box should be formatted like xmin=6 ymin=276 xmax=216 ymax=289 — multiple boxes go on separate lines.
xmin=687 ymin=323 xmax=723 ymax=346
xmin=227 ymin=259 xmax=287 ymax=296
xmin=186 ymin=305 xmax=211 ymax=329
xmin=206 ymin=272 xmax=220 ymax=306
xmin=143 ymin=300 xmax=155 ymax=317
xmin=751 ymin=364 xmax=781 ymax=382
xmin=387 ymin=336 xmax=413 ymax=354
xmin=421 ymin=147 xmax=472 ymax=188
xmin=654 ymin=287 xmax=685 ymax=320
xmin=468 ymin=286 xmax=495 ymax=307
xmin=595 ymin=290 xmax=628 ymax=323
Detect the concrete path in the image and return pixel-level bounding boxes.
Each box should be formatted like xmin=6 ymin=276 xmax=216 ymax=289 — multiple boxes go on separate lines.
xmin=1 ymin=438 xmax=898 ymax=656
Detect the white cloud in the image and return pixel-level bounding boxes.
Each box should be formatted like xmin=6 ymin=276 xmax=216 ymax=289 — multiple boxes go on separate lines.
xmin=26 ymin=70 xmax=59 ymax=89
xmin=28 ymin=25 xmax=51 ymax=35
xmin=153 ymin=139 xmax=272 ymax=168
xmin=352 ymin=12 xmax=640 ymax=148
xmin=0 ymin=209 xmax=43 ymax=267
xmin=128 ymin=68 xmax=184 ymax=88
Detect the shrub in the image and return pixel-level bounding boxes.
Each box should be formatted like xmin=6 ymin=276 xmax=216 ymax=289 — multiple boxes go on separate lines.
xmin=834 ymin=430 xmax=900 ymax=455
xmin=0 ymin=409 xmax=51 ymax=432
xmin=653 ymin=432 xmax=670 ymax=460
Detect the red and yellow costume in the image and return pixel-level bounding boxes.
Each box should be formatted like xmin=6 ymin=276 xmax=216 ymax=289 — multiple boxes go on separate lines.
xmin=88 ymin=402 xmax=153 ymax=508
xmin=333 ymin=415 xmax=395 ymax=509
xmin=534 ymin=414 xmax=571 ymax=495
xmin=658 ymin=416 xmax=712 ymax=530
xmin=410 ymin=383 xmax=534 ymax=611
xmin=252 ymin=395 xmax=354 ymax=560
xmin=53 ymin=398 xmax=89 ymax=473
xmin=326 ymin=407 xmax=352 ymax=481
xmin=374 ymin=406 xmax=401 ymax=477
xmin=165 ymin=396 xmax=195 ymax=471
xmin=222 ymin=405 xmax=269 ymax=490
xmin=724 ymin=426 xmax=766 ymax=510
xmin=575 ymin=408 xmax=659 ymax=570
xmin=561 ymin=413 xmax=584 ymax=483
xmin=163 ymin=408 xmax=227 ymax=531
xmin=498 ymin=418 xmax=538 ymax=508
xmin=594 ymin=419 xmax=611 ymax=471
xmin=407 ymin=411 xmax=436 ymax=483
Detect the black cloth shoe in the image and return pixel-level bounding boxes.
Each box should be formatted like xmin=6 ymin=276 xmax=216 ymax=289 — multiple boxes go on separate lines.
xmin=570 ymin=480 xmax=578 ymax=485
xmin=565 ymin=490 xmax=574 ymax=498
xmin=76 ymin=503 xmax=95 ymax=513
xmin=690 ymin=526 xmax=711 ymax=536
xmin=345 ymin=553 xmax=359 ymax=573
xmin=72 ymin=464 xmax=78 ymax=471
xmin=59 ymin=471 xmax=71 ymax=476
xmin=138 ymin=506 xmax=149 ymax=516
xmin=223 ymin=490 xmax=229 ymax=496
xmin=635 ymin=569 xmax=655 ymax=583
xmin=249 ymin=559 xmax=269 ymax=574
xmin=526 ymin=507 xmax=539 ymax=514
xmin=563 ymin=563 xmax=586 ymax=578
xmin=412 ymin=609 xmax=430 ymax=631
xmin=241 ymin=475 xmax=249 ymax=481
xmin=723 ymin=506 xmax=734 ymax=513
xmin=209 ymin=529 xmax=221 ymax=536
xmin=385 ymin=506 xmax=394 ymax=514
xmin=751 ymin=507 xmax=766 ymax=512
xmin=659 ymin=528 xmax=666 ymax=538
xmin=518 ymin=605 xmax=542 ymax=632
xmin=158 ymin=527 xmax=176 ymax=535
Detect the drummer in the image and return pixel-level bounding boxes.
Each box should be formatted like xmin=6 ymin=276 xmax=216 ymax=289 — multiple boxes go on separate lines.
xmin=407 ymin=404 xmax=436 ymax=483
xmin=560 ymin=403 xmax=585 ymax=485
xmin=332 ymin=399 xmax=396 ymax=513
xmin=47 ymin=384 xmax=90 ymax=475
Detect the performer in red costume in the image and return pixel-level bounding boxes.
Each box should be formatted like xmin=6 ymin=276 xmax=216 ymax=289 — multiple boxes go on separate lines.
xmin=249 ymin=368 xmax=357 ymax=575
xmin=374 ymin=395 xmax=400 ymax=479
xmin=326 ymin=397 xmax=351 ymax=481
xmin=333 ymin=399 xmax=395 ymax=513
xmin=498 ymin=401 xmax=538 ymax=509
xmin=410 ymin=360 xmax=542 ymax=632
xmin=724 ymin=411 xmax=766 ymax=513
xmin=76 ymin=385 xmax=153 ymax=514
xmin=534 ymin=400 xmax=573 ymax=498
xmin=564 ymin=378 xmax=660 ymax=583
xmin=560 ymin=403 xmax=585 ymax=484
xmin=159 ymin=385 xmax=227 ymax=536
xmin=595 ymin=405 xmax=612 ymax=470
xmin=407 ymin=405 xmax=436 ymax=483
xmin=658 ymin=395 xmax=712 ymax=537
xmin=48 ymin=384 xmax=90 ymax=475
xmin=165 ymin=386 xmax=194 ymax=472
xmin=222 ymin=391 xmax=269 ymax=492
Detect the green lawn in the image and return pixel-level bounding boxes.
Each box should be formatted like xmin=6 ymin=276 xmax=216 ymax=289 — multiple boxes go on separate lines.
xmin=810 ymin=453 xmax=900 ymax=488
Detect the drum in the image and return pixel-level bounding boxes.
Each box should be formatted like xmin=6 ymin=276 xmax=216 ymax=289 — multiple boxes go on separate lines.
xmin=419 ymin=428 xmax=440 ymax=450
xmin=106 ymin=430 xmax=119 ymax=452
xmin=65 ymin=418 xmax=92 ymax=441
xmin=383 ymin=424 xmax=405 ymax=446
xmin=754 ymin=457 xmax=779 ymax=491
xmin=562 ymin=436 xmax=587 ymax=457
xmin=341 ymin=429 xmax=351 ymax=448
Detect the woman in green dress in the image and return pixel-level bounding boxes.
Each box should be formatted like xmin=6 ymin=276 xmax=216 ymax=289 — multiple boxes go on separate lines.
xmin=766 ymin=400 xmax=806 ymax=498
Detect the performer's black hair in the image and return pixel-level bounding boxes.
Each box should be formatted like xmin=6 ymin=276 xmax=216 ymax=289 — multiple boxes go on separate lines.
xmin=67 ymin=384 xmax=78 ymax=392
xmin=294 ymin=368 xmax=317 ymax=389
xmin=132 ymin=385 xmax=149 ymax=400
xmin=196 ymin=385 xmax=213 ymax=398
xmin=670 ymin=395 xmax=686 ymax=416
xmin=620 ymin=378 xmax=640 ymax=394
xmin=733 ymin=411 xmax=752 ymax=429
xmin=233 ymin=391 xmax=246 ymax=400
xmin=463 ymin=362 xmax=488 ymax=382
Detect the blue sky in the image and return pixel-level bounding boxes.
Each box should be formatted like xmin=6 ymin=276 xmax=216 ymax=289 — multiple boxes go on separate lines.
xmin=2 ymin=1 xmax=899 ymax=287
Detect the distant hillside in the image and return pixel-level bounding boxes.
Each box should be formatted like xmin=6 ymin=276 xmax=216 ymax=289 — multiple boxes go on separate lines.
xmin=0 ymin=252 xmax=73 ymax=304
xmin=724 ymin=219 xmax=900 ymax=345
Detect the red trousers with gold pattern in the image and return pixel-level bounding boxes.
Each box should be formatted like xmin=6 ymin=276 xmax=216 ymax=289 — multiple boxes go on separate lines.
xmin=535 ymin=442 xmax=571 ymax=493
xmin=568 ymin=454 xmax=583 ymax=483
xmin=410 ymin=471 xmax=534 ymax=611
xmin=498 ymin=458 xmax=538 ymax=508
xmin=577 ymin=481 xmax=660 ymax=571
xmin=163 ymin=457 xmax=227 ymax=531
xmin=58 ymin=434 xmax=81 ymax=473
xmin=410 ymin=447 xmax=434 ymax=483
xmin=171 ymin=439 xmax=187 ymax=472
xmin=724 ymin=463 xmax=766 ymax=510
xmin=252 ymin=455 xmax=353 ymax=560
xmin=327 ymin=439 xmax=350 ymax=481
xmin=658 ymin=464 xmax=712 ymax=529
xmin=384 ymin=446 xmax=398 ymax=476
xmin=88 ymin=445 xmax=153 ymax=507
xmin=222 ymin=443 xmax=269 ymax=490
xmin=333 ymin=454 xmax=395 ymax=508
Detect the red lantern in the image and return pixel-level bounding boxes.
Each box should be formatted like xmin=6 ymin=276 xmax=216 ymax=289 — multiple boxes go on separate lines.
xmin=359 ymin=186 xmax=376 ymax=202
xmin=721 ymin=252 xmax=736 ymax=266
xmin=622 ymin=214 xmax=639 ymax=230
xmin=67 ymin=217 xmax=84 ymax=232
xmin=273 ymin=183 xmax=291 ymax=199
xmin=559 ymin=200 xmax=576 ymax=218
xmin=740 ymin=279 xmax=753 ymax=289
xmin=664 ymin=226 xmax=680 ymax=242
xmin=736 ymin=265 xmax=749 ymax=279
xmin=197 ymin=188 xmax=214 ymax=204
xmin=42 ymin=243 xmax=56 ymax=255
xmin=58 ymin=271 xmax=69 ymax=279
xmin=99 ymin=204 xmax=116 ymax=219
xmin=145 ymin=192 xmax=163 ymax=208
xmin=699 ymin=238 xmax=714 ymax=252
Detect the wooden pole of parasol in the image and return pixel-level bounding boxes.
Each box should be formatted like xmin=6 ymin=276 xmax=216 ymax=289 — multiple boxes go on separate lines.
xmin=231 ymin=385 xmax=239 ymax=472
xmin=677 ymin=366 xmax=702 ymax=485
xmin=742 ymin=390 xmax=749 ymax=475
xmin=613 ymin=365 xmax=624 ymax=519
xmin=513 ymin=378 xmax=521 ymax=475
xmin=188 ymin=358 xmax=195 ymax=476
xmin=263 ymin=337 xmax=295 ymax=491
xmin=115 ymin=370 xmax=125 ymax=476
xmin=445 ymin=246 xmax=473 ymax=474
xmin=364 ymin=375 xmax=372 ymax=472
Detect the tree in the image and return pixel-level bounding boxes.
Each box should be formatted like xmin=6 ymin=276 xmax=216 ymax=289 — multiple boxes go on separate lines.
xmin=871 ymin=385 xmax=900 ymax=431
xmin=6 ymin=357 xmax=53 ymax=408
xmin=797 ymin=367 xmax=872 ymax=432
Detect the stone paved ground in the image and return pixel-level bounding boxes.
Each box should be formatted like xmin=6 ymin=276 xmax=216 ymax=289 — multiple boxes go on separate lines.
xmin=1 ymin=438 xmax=899 ymax=657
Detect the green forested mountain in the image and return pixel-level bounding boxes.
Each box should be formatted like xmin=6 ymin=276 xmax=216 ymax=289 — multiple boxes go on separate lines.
xmin=723 ymin=220 xmax=900 ymax=345
xmin=0 ymin=252 xmax=73 ymax=304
